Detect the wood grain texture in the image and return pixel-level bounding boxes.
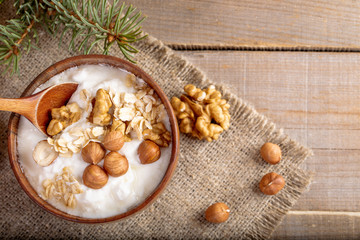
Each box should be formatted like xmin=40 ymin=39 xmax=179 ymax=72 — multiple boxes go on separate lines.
xmin=271 ymin=211 xmax=360 ymax=239
xmin=179 ymin=51 xmax=360 ymax=213
xmin=124 ymin=0 xmax=360 ymax=49
xmin=181 ymin=51 xmax=360 ymax=143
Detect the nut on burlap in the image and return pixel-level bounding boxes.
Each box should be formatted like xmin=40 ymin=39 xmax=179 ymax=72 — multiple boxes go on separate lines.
xmin=0 ymin=3 xmax=312 ymax=239
xmin=171 ymin=84 xmax=230 ymax=142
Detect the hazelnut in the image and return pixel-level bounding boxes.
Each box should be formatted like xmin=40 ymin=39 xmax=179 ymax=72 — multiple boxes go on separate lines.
xmin=81 ymin=142 xmax=106 ymax=165
xmin=104 ymin=152 xmax=129 ymax=177
xmin=259 ymin=172 xmax=285 ymax=195
xmin=138 ymin=140 xmax=161 ymax=164
xmin=260 ymin=142 xmax=282 ymax=165
xmin=32 ymin=140 xmax=59 ymax=167
xmin=103 ymin=131 xmax=125 ymax=151
xmin=82 ymin=165 xmax=108 ymax=189
xmin=205 ymin=202 xmax=230 ymax=223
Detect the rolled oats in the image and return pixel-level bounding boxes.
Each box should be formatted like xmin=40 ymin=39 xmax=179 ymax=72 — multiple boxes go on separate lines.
xmin=68 ymin=127 xmax=84 ymax=137
xmin=118 ymin=107 xmax=136 ymax=121
xmin=67 ymin=142 xmax=80 ymax=153
xmin=145 ymin=102 xmax=153 ymax=113
xmin=135 ymin=90 xmax=147 ymax=99
xmin=110 ymin=91 xmax=121 ymax=107
xmin=122 ymin=93 xmax=137 ymax=104
xmin=42 ymin=167 xmax=83 ymax=208
xmin=73 ymin=136 xmax=86 ymax=145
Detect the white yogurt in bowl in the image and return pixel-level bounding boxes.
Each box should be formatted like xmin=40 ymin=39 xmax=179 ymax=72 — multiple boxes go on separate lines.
xmin=17 ymin=64 xmax=172 ymax=218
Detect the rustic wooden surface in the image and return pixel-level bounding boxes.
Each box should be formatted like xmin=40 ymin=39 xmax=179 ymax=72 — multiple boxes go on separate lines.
xmin=122 ymin=0 xmax=360 ymax=238
xmin=1 ymin=0 xmax=357 ymax=239
xmin=125 ymin=0 xmax=360 ymax=50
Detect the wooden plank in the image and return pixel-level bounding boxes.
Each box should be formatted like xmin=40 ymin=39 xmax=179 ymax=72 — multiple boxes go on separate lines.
xmin=179 ymin=51 xmax=360 ymax=212
xmin=271 ymin=211 xmax=360 ymax=239
xmin=181 ymin=51 xmax=360 ymax=136
xmin=124 ymin=0 xmax=360 ymax=49
xmin=3 ymin=0 xmax=360 ymax=50
xmin=293 ymin=149 xmax=360 ymax=211
xmin=286 ymin=128 xmax=360 ymax=150
xmin=4 ymin=0 xmax=360 ymax=50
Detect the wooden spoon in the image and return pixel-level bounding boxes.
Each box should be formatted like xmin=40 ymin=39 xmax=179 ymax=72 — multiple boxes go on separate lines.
xmin=0 ymin=83 xmax=78 ymax=135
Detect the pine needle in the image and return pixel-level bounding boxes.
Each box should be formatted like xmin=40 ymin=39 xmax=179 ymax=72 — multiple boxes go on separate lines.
xmin=0 ymin=0 xmax=147 ymax=75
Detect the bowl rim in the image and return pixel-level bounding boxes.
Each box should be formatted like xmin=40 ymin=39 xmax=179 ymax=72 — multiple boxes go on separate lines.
xmin=7 ymin=55 xmax=180 ymax=223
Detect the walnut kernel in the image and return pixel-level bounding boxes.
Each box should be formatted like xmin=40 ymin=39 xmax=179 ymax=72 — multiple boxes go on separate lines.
xmin=171 ymin=84 xmax=230 ymax=142
xmin=91 ymin=89 xmax=112 ymax=126
xmin=47 ymin=103 xmax=82 ymax=136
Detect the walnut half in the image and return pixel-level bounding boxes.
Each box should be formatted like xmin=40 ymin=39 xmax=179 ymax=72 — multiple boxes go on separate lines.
xmin=143 ymin=122 xmax=171 ymax=147
xmin=47 ymin=103 xmax=82 ymax=136
xmin=171 ymin=84 xmax=231 ymax=142
xmin=91 ymin=89 xmax=113 ymax=126
xmin=111 ymin=117 xmax=132 ymax=142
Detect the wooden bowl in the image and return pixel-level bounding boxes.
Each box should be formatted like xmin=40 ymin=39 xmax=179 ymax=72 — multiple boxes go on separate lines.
xmin=7 ymin=55 xmax=180 ymax=223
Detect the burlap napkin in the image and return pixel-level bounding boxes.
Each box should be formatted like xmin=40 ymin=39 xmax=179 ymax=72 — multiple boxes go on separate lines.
xmin=0 ymin=4 xmax=312 ymax=239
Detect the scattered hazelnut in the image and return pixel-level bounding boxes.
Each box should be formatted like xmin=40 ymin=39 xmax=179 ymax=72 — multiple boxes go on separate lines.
xmin=82 ymin=165 xmax=108 ymax=189
xmin=260 ymin=142 xmax=282 ymax=165
xmin=205 ymin=202 xmax=230 ymax=223
xmin=32 ymin=140 xmax=59 ymax=167
xmin=138 ymin=140 xmax=161 ymax=164
xmin=103 ymin=131 xmax=125 ymax=151
xmin=104 ymin=152 xmax=129 ymax=177
xmin=81 ymin=142 xmax=106 ymax=165
xmin=259 ymin=172 xmax=285 ymax=195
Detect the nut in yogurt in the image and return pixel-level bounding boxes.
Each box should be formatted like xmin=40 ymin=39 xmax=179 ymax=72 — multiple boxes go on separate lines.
xmin=103 ymin=131 xmax=125 ymax=151
xmin=47 ymin=102 xmax=82 ymax=136
xmin=82 ymin=165 xmax=109 ymax=189
xmin=104 ymin=152 xmax=129 ymax=177
xmin=81 ymin=142 xmax=106 ymax=165
xmin=138 ymin=140 xmax=161 ymax=164
xmin=33 ymin=140 xmax=59 ymax=167
xmin=91 ymin=89 xmax=112 ymax=126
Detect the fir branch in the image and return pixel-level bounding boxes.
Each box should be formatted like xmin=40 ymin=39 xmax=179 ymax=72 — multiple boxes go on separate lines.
xmin=0 ymin=18 xmax=38 ymax=75
xmin=42 ymin=0 xmax=147 ymax=63
xmin=0 ymin=0 xmax=41 ymax=75
xmin=0 ymin=0 xmax=147 ymax=75
xmin=15 ymin=0 xmax=42 ymax=25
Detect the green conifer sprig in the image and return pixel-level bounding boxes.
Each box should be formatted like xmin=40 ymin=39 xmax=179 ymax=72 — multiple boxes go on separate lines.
xmin=0 ymin=18 xmax=39 ymax=74
xmin=0 ymin=0 xmax=147 ymax=75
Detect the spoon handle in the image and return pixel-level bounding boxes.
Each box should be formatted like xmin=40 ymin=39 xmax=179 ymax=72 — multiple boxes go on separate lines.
xmin=0 ymin=96 xmax=37 ymax=120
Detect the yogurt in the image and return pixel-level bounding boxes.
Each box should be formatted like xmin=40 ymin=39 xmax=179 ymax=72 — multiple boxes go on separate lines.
xmin=17 ymin=65 xmax=172 ymax=218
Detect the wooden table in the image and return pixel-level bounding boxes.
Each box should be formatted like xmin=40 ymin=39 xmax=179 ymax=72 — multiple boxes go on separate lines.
xmin=123 ymin=1 xmax=360 ymax=239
